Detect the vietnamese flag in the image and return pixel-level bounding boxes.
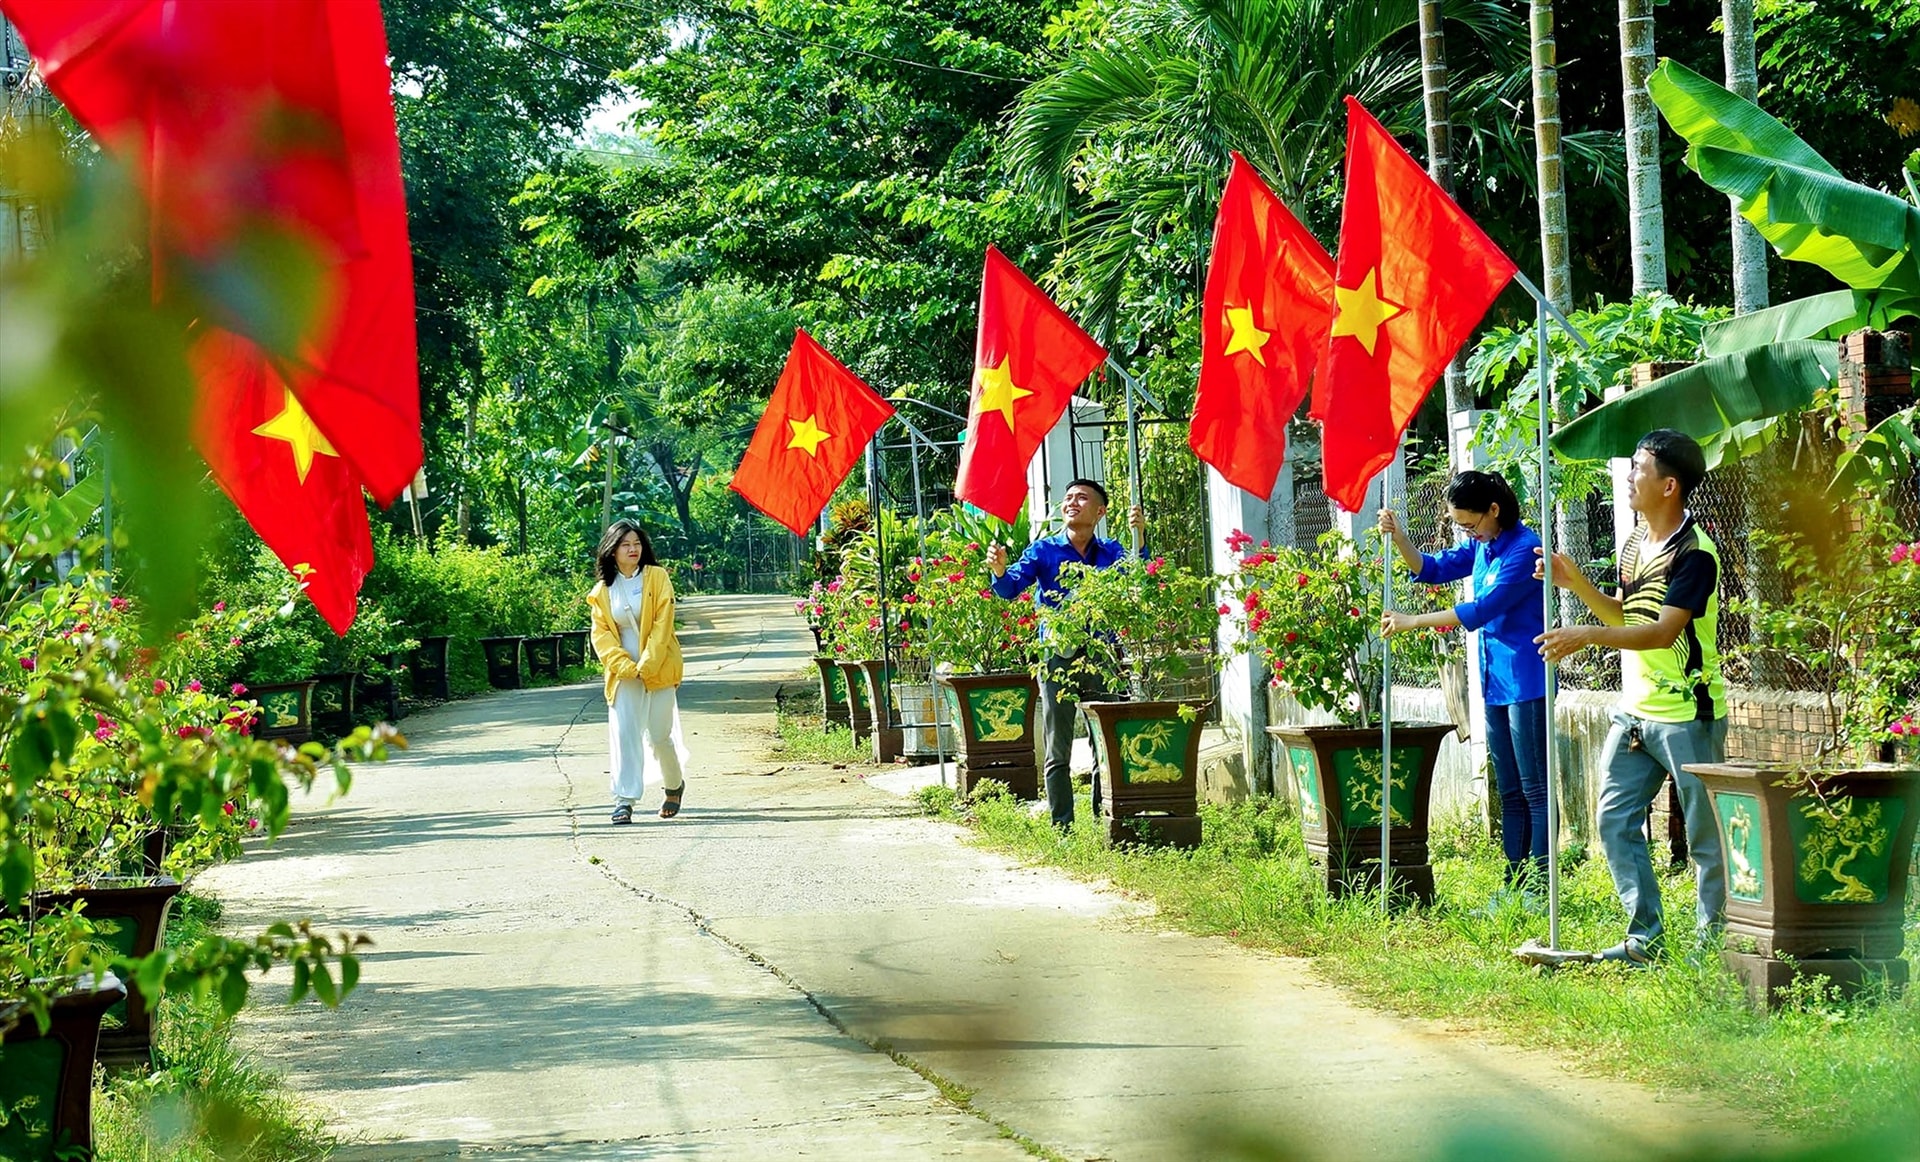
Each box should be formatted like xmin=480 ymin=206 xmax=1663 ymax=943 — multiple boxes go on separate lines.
xmin=731 ymin=329 xmax=894 ymax=537
xmin=953 ymin=246 xmax=1107 ymax=522
xmin=1191 ymin=153 xmax=1335 ymax=500
xmin=2 ymin=0 xmax=422 ymax=502
xmin=1319 ymin=97 xmax=1517 ymax=512
xmin=4 ymin=0 xmax=422 ymax=631
xmin=194 ymin=333 xmax=375 ymax=634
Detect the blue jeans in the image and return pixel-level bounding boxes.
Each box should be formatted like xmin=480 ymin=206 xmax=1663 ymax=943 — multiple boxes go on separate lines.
xmin=1485 ymin=698 xmax=1549 ymax=887
xmin=1596 ymin=712 xmax=1728 ymax=950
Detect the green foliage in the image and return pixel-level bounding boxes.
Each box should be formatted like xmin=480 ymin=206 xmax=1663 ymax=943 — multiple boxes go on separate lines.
xmin=1467 ymin=293 xmax=1725 ymax=494
xmin=1036 ymin=555 xmax=1222 ymax=701
xmin=1732 ymin=487 xmax=1920 ymax=760
xmin=1222 ymin=530 xmax=1450 ymax=726
xmin=363 ymin=531 xmax=587 ymax=695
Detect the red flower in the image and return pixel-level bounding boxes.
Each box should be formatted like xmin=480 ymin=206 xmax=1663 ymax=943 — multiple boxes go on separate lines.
xmin=1296 ymin=572 xmax=1310 ymax=588
xmin=231 ymin=682 xmax=248 ymax=696
xmin=1145 ymin=557 xmax=1165 ymax=576
xmin=212 ymin=600 xmax=227 ymax=612
xmin=1347 ymin=607 xmax=1360 ymax=618
xmin=17 ymin=657 xmax=32 ymax=672
xmin=187 ymin=679 xmax=203 ymax=692
xmin=154 ymin=679 xmax=169 ymax=694
xmin=109 ymin=596 xmax=129 ymax=611
xmin=1216 ymin=603 xmax=1231 ymax=615
xmin=1285 ymin=631 xmax=1298 ymax=643
xmin=945 ymin=572 xmax=966 ymax=584
xmin=901 ymin=593 xmax=919 ymax=604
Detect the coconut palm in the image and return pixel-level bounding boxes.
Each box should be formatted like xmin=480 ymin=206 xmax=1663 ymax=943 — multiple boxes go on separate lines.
xmin=1722 ymin=0 xmax=1769 ymax=313
xmin=1619 ymin=0 xmax=1666 ymax=294
xmin=1000 ymin=0 xmax=1519 ymax=340
xmin=1528 ymin=0 xmax=1571 ymax=312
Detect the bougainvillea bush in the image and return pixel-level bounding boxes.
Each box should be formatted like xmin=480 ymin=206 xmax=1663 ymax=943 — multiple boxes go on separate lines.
xmin=1036 ymin=555 xmax=1223 ymax=702
xmin=1223 ymin=529 xmax=1451 ymax=727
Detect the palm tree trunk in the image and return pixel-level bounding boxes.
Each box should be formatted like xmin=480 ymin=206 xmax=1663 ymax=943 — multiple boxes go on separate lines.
xmin=1529 ymin=0 xmax=1572 ymax=313
xmin=1619 ymin=0 xmax=1667 ymax=295
xmin=1418 ymin=0 xmax=1472 ymax=429
xmin=1723 ymin=0 xmax=1770 ymax=313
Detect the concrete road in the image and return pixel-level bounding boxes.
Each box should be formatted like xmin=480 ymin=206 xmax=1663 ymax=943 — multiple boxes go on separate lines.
xmin=200 ymin=595 xmax=1755 ymax=1161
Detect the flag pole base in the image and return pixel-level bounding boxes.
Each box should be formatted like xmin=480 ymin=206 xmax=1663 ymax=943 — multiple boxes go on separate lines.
xmin=1512 ymin=938 xmax=1599 ymax=969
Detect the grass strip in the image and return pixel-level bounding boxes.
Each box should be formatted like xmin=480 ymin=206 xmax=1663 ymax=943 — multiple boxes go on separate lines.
xmin=92 ymin=892 xmax=335 ymax=1162
xmin=923 ymin=782 xmax=1920 ymax=1146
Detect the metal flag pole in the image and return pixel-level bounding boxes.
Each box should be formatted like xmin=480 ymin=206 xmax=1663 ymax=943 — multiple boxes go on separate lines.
xmin=1506 ymin=268 xmax=1590 ymax=967
xmin=1104 ymin=357 xmax=1165 ymax=556
xmin=1535 ymin=296 xmax=1563 ymax=951
xmin=1380 ymin=467 xmax=1395 ymax=920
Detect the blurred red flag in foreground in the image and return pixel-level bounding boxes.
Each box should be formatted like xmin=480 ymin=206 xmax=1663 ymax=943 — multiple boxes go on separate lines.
xmin=3 ymin=0 xmax=419 ymax=631
xmin=731 ymin=329 xmax=895 ymax=537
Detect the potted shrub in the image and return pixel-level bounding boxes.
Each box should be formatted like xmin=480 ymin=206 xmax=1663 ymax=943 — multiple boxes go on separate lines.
xmin=1037 ymin=555 xmax=1223 ymax=847
xmin=913 ymin=530 xmax=1042 ymax=799
xmin=479 ymin=635 xmax=525 ymax=689
xmin=524 ymin=634 xmax=562 ymax=680
xmin=801 ymin=582 xmax=851 ymax=729
xmin=1227 ymin=529 xmax=1456 ymax=901
xmin=410 ymin=634 xmax=452 ymax=700
xmin=554 ymin=628 xmax=590 ymax=670
xmin=1688 ymin=486 xmax=1920 ymax=1005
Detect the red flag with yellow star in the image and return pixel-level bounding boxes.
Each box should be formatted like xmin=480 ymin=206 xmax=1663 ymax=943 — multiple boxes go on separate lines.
xmin=4 ymin=0 xmax=419 ymax=633
xmin=953 ymin=246 xmax=1107 ymax=522
xmin=730 ymin=329 xmax=895 ymax=537
xmin=1191 ymin=153 xmax=1335 ymax=500
xmin=1319 ymin=97 xmax=1516 ymax=512
xmin=194 ymin=333 xmax=374 ymax=634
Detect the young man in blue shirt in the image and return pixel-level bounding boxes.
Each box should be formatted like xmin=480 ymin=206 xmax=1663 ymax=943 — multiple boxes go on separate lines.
xmin=986 ymin=478 xmax=1146 ymax=830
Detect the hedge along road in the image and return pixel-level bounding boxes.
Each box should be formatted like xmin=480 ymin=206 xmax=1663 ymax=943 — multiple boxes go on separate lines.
xmin=200 ymin=594 xmax=1760 ymax=1161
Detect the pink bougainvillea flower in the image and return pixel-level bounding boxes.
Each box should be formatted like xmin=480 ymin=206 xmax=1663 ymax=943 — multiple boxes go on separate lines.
xmin=109 ymin=596 xmax=129 ymax=611
xmin=187 ymin=679 xmax=203 ymax=693
xmin=1284 ymin=631 xmax=1298 ymax=643
xmin=230 ymin=637 xmax=243 ymax=647
xmin=153 ymin=679 xmax=169 ymax=695
xmin=17 ymin=657 xmax=33 ymax=671
xmin=1296 ymin=572 xmax=1311 ymax=588
xmin=1145 ymin=557 xmax=1165 ymax=576
xmin=223 ymin=801 xmax=236 ymax=816
xmin=1347 ymin=607 xmax=1361 ymax=618
xmin=901 ymin=593 xmax=919 ymax=604
xmin=212 ymin=600 xmax=227 ymax=612
xmin=231 ymin=682 xmax=248 ymax=696
xmin=1217 ymin=603 xmax=1232 ymax=615
xmin=945 ymin=572 xmax=966 ymax=584
xmin=247 ymin=817 xmax=261 ymax=833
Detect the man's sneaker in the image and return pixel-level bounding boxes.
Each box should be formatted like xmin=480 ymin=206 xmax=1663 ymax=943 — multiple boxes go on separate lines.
xmin=1598 ymin=938 xmax=1654 ymax=967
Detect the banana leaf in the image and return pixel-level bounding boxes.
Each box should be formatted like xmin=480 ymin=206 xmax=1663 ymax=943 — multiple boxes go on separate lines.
xmin=1701 ymin=290 xmax=1869 ymax=356
xmin=1551 ymin=340 xmax=1839 ymax=464
xmin=1831 ymin=405 xmax=1920 ymax=493
xmin=1649 ymin=60 xmax=1920 ymax=293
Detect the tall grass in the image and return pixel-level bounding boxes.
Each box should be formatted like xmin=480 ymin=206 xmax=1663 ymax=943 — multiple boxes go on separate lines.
xmin=92 ymin=893 xmax=334 ymax=1162
xmin=927 ymin=785 xmax=1920 ymax=1143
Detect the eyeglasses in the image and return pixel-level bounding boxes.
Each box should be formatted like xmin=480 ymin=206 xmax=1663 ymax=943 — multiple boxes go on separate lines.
xmin=1454 ymin=512 xmax=1490 ymax=536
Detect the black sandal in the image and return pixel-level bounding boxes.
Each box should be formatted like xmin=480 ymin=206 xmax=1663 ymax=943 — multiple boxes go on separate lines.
xmin=659 ymin=785 xmax=685 ymax=819
xmin=611 ymin=803 xmax=633 ymax=825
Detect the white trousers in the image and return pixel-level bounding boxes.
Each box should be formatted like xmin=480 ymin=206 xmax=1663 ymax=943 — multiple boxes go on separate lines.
xmin=609 ymin=680 xmax=687 ymax=804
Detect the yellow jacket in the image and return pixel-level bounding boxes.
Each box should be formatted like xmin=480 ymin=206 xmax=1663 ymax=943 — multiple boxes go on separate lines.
xmin=586 ymin=565 xmax=683 ymax=703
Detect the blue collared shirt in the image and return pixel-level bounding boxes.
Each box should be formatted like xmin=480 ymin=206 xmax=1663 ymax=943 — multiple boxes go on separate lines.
xmin=1413 ymin=521 xmax=1546 ymax=706
xmin=990 ymin=532 xmax=1135 ymax=608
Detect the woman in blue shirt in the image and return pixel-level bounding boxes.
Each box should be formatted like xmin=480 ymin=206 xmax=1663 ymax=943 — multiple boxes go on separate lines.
xmin=1379 ymin=471 xmax=1548 ymax=896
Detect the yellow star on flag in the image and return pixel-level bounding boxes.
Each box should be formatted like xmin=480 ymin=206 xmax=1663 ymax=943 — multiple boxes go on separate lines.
xmin=252 ymin=388 xmax=339 ymax=483
xmin=975 ymin=357 xmax=1032 ymax=431
xmin=1222 ymin=306 xmax=1272 ymax=365
xmin=1330 ymin=268 xmax=1405 ymax=356
xmin=786 ymin=413 xmax=832 ymax=457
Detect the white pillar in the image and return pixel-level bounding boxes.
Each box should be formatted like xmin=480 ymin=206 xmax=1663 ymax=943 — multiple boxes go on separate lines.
xmin=1208 ymin=462 xmax=1296 ymax=795
xmin=1027 ymin=396 xmax=1105 ymax=537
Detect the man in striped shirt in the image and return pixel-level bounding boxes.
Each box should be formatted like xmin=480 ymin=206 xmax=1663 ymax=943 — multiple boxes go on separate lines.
xmin=1535 ymin=430 xmax=1728 ymax=965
